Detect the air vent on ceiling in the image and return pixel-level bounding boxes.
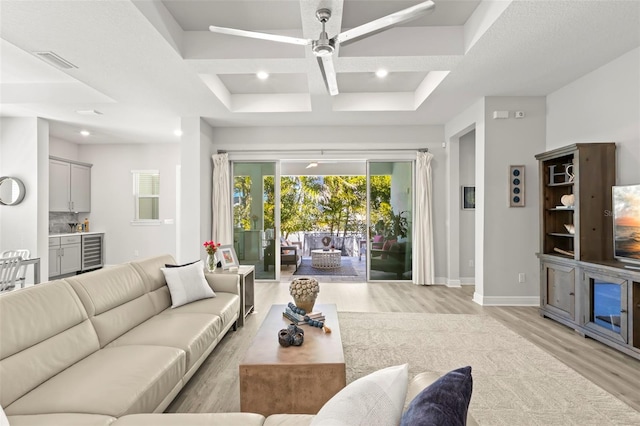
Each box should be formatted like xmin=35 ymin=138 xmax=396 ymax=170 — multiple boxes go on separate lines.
xmin=76 ymin=109 xmax=103 ymax=116
xmin=34 ymin=51 xmax=77 ymax=69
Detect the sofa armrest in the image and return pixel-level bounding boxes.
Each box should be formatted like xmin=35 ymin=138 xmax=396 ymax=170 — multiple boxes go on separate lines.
xmin=204 ymin=273 xmax=240 ymax=295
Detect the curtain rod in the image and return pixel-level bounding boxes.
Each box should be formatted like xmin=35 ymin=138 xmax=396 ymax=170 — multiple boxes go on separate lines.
xmin=217 ymin=148 xmax=428 ymax=154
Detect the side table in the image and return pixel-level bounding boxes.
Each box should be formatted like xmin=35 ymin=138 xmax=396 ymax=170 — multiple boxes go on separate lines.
xmin=213 ymin=265 xmax=255 ymax=326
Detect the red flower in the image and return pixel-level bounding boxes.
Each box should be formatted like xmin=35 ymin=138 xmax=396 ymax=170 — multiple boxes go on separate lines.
xmin=203 ymin=241 xmax=221 ymax=255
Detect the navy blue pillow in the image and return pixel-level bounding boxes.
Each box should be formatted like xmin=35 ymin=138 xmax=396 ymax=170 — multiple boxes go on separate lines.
xmin=400 ymin=366 xmax=473 ymax=426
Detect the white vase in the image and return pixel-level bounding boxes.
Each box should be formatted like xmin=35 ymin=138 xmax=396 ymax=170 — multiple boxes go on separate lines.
xmin=206 ymin=253 xmax=217 ymax=272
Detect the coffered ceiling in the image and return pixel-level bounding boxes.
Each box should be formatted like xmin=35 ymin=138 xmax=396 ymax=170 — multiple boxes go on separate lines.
xmin=0 ymin=0 xmax=638 ymax=144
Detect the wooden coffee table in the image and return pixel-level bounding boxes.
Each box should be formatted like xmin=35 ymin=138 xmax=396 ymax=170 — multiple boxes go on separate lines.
xmin=239 ymin=303 xmax=345 ymax=416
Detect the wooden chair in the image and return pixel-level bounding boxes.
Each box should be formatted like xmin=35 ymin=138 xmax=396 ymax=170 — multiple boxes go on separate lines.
xmin=0 ymin=256 xmax=23 ymax=292
xmin=1 ymin=249 xmax=30 ymax=289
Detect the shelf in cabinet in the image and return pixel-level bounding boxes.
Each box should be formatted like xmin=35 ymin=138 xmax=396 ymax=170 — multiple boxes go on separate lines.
xmin=548 ymin=232 xmax=575 ymax=238
xmin=547 ymin=181 xmax=574 ymax=187
xmin=549 ymin=207 xmax=575 ymax=211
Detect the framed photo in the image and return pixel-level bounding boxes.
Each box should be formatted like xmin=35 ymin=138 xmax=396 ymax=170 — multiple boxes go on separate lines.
xmin=462 ymin=186 xmax=475 ymax=210
xmin=218 ymin=245 xmax=239 ymax=269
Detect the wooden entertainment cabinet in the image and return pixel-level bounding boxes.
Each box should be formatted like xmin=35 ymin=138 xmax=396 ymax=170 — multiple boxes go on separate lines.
xmin=536 ymin=143 xmax=640 ymax=360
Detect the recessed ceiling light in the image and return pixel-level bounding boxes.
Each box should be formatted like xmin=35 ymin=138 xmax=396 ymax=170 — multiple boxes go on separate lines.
xmin=80 ymin=130 xmax=90 ymax=137
xmin=174 ymin=129 xmax=183 ymax=137
xmin=375 ymin=69 xmax=388 ymax=78
xmin=257 ymin=71 xmax=269 ymax=80
xmin=76 ymin=109 xmax=103 ymax=116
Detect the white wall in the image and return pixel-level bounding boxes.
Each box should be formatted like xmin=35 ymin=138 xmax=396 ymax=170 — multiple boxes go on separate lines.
xmin=547 ymin=47 xmax=640 ymax=185
xmin=459 ymin=130 xmax=475 ymax=279
xmin=50 ymin=137 xmax=79 ymax=160
xmin=0 ymin=117 xmax=49 ymax=282
xmin=78 ymin=143 xmax=179 ymax=265
xmin=483 ymin=97 xmax=545 ymax=304
xmin=445 ymin=97 xmax=545 ymax=305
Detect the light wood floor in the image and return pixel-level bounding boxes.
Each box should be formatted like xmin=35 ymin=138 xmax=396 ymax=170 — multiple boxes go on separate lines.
xmin=166 ymin=281 xmax=640 ymax=414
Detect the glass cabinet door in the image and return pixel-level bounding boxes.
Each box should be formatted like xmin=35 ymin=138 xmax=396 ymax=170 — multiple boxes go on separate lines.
xmin=584 ymin=270 xmax=628 ymax=344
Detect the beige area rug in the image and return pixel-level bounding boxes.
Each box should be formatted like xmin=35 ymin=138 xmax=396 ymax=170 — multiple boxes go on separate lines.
xmin=338 ymin=312 xmax=640 ymax=425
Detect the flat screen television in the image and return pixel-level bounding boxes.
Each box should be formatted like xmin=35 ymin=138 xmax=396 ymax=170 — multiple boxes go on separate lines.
xmin=613 ymin=184 xmax=640 ymax=267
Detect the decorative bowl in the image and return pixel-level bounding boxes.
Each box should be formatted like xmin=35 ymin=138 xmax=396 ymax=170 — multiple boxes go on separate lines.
xmin=560 ymin=194 xmax=575 ymax=207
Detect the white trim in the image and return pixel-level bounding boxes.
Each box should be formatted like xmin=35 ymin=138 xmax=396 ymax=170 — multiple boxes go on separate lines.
xmin=446 ymin=278 xmax=462 ymax=287
xmin=473 ymin=294 xmax=540 ymax=306
xmin=129 ymin=220 xmax=161 ymax=226
xmin=460 ymin=277 xmax=475 ymax=285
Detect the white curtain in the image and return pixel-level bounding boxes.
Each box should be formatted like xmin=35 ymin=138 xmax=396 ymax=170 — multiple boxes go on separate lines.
xmin=414 ymin=151 xmax=434 ymax=285
xmin=212 ymin=153 xmax=232 ymax=245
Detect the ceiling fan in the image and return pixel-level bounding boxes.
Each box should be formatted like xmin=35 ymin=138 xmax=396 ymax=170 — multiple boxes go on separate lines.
xmin=209 ymin=1 xmax=436 ymax=96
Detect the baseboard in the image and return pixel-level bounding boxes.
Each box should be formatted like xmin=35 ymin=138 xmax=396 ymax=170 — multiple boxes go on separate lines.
xmin=473 ymin=293 xmax=540 ymax=306
xmin=460 ymin=277 xmax=475 ymax=285
xmin=446 ymin=278 xmax=461 ymax=287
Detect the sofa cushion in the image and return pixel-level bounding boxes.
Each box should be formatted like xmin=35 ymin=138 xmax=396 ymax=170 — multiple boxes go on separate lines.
xmin=107 ymin=313 xmax=221 ymax=370
xmin=66 ymin=265 xmax=157 ymax=348
xmin=161 ymin=292 xmax=239 ymax=331
xmin=5 ymin=345 xmax=185 ymax=418
xmin=161 ymin=261 xmax=215 ymax=308
xmin=264 ymin=414 xmax=314 ymax=426
xmin=113 ymin=413 xmax=265 ymax=426
xmin=6 ymin=413 xmax=116 ymax=426
xmin=0 ymin=281 xmax=100 ymax=408
xmin=400 ymin=366 xmax=473 ymax=426
xmin=311 ymin=364 xmax=408 ymax=426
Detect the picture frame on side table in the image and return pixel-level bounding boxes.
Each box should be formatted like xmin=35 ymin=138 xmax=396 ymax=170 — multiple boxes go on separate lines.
xmin=461 ymin=186 xmax=476 ymax=210
xmin=218 ymin=245 xmax=239 ymax=269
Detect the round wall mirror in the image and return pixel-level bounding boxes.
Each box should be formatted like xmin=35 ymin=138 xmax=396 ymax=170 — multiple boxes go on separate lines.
xmin=0 ymin=176 xmax=26 ymax=206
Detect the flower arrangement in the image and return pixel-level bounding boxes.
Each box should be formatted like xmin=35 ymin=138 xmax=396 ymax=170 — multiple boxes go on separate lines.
xmin=203 ymin=240 xmax=221 ymax=255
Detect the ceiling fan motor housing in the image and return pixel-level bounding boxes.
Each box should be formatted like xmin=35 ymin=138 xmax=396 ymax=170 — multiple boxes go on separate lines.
xmin=313 ymin=9 xmax=335 ymax=56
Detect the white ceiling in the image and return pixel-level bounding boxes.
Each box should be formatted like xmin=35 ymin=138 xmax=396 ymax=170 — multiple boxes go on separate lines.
xmin=1 ymin=0 xmax=639 ymax=145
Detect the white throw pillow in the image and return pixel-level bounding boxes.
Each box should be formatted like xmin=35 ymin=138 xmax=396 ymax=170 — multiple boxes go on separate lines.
xmin=311 ymin=364 xmax=409 ymax=426
xmin=161 ymin=260 xmax=215 ymax=308
xmin=0 ymin=404 xmax=9 ymax=426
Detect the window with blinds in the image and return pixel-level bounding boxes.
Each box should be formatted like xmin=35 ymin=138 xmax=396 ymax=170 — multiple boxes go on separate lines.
xmin=132 ymin=170 xmax=160 ymax=222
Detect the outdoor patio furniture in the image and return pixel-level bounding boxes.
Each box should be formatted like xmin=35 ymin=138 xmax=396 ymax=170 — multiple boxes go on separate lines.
xmin=370 ymin=241 xmax=411 ymax=279
xmin=264 ymin=238 xmax=302 ymax=271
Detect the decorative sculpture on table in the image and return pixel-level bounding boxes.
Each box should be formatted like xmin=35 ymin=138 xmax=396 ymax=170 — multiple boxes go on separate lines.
xmin=289 ymin=277 xmax=319 ymax=313
xmin=278 ymin=324 xmax=304 ymax=347
xmin=321 ymin=236 xmax=332 ymax=250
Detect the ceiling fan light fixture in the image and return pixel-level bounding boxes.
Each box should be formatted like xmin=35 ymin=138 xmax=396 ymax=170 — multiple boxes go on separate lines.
xmin=312 ymin=37 xmax=335 ymax=57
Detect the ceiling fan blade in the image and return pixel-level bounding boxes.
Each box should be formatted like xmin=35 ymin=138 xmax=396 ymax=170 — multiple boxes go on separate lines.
xmin=209 ymin=25 xmax=311 ymax=46
xmin=335 ymin=0 xmax=435 ymax=47
xmin=317 ymin=55 xmax=339 ymax=96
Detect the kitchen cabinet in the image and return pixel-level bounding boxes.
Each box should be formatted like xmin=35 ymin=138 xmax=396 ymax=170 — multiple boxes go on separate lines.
xmin=49 ymin=235 xmax=82 ymax=277
xmin=50 ymin=157 xmax=92 ymax=212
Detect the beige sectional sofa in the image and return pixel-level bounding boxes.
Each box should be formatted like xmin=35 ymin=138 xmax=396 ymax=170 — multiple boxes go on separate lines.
xmin=1 ymin=254 xmax=475 ymax=426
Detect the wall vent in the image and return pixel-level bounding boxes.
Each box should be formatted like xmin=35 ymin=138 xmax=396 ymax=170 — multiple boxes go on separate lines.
xmin=34 ymin=51 xmax=77 ymax=69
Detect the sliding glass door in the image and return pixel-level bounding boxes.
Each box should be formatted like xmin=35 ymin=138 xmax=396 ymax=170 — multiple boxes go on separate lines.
xmin=367 ymin=161 xmax=413 ymax=281
xmin=232 ymin=162 xmax=278 ymax=280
